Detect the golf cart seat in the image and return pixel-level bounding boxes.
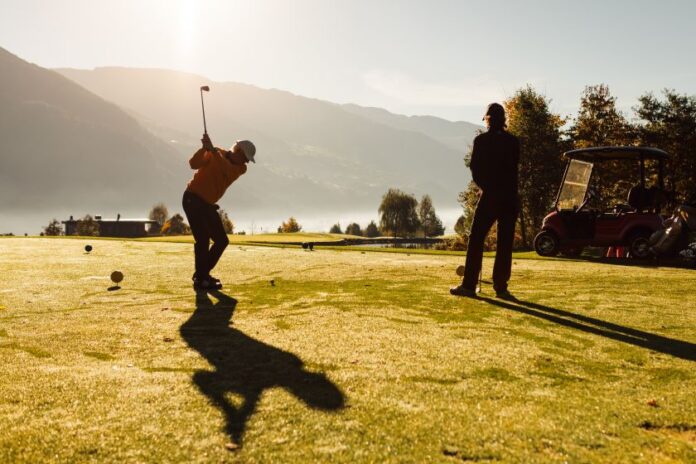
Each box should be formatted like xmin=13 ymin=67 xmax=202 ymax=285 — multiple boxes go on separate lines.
xmin=627 ymin=185 xmax=650 ymax=212
xmin=626 ymin=185 xmax=668 ymax=213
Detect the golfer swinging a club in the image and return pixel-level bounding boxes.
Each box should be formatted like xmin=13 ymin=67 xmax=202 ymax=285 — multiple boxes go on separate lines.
xmin=451 ymin=103 xmax=519 ymax=300
xmin=183 ymin=132 xmax=256 ymax=290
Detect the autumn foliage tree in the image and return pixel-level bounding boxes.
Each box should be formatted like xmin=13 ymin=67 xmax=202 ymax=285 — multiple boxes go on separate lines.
xmin=218 ymin=209 xmax=234 ymax=234
xmin=148 ymin=203 xmax=169 ymax=235
xmin=278 ymin=217 xmax=302 ymax=233
xmin=162 ymin=214 xmax=190 ymax=235
xmin=457 ymin=181 xmax=480 ymax=239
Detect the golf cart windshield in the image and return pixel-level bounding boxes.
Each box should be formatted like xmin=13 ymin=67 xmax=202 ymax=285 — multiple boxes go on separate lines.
xmin=557 ymin=159 xmax=593 ymax=211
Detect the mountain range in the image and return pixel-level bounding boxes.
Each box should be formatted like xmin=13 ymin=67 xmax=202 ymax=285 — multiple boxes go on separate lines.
xmin=0 ymin=47 xmax=479 ymax=233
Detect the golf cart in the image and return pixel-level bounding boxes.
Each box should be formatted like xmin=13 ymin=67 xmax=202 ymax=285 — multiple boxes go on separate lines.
xmin=534 ymin=146 xmax=670 ymax=259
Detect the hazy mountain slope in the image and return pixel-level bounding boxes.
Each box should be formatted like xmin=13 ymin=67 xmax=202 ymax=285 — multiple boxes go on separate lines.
xmin=0 ymin=47 xmax=187 ymax=216
xmin=57 ymin=67 xmax=474 ymax=214
xmin=341 ymin=103 xmax=481 ymax=153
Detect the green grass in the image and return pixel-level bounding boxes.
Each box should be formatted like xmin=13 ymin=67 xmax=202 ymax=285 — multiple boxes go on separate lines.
xmin=0 ymin=238 xmax=694 ymax=463
xmin=141 ymin=231 xmax=360 ymax=245
xmin=30 ymin=232 xmax=548 ymax=259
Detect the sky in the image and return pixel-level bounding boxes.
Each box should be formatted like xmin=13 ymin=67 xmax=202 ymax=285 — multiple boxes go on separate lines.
xmin=2 ymin=0 xmax=696 ymax=123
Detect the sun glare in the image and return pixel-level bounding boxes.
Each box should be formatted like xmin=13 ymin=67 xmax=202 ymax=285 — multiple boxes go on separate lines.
xmin=177 ymin=0 xmax=197 ymax=55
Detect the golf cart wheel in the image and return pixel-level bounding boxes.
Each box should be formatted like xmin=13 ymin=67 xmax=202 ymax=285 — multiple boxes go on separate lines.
xmin=534 ymin=231 xmax=560 ymax=257
xmin=627 ymin=231 xmax=652 ymax=259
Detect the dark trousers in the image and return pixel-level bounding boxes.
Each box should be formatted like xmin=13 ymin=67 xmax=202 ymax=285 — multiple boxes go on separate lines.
xmin=182 ymin=190 xmax=229 ymax=279
xmin=463 ymin=196 xmax=518 ymax=292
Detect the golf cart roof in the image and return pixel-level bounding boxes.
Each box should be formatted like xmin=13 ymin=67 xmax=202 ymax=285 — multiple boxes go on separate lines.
xmin=564 ymin=146 xmax=669 ymax=162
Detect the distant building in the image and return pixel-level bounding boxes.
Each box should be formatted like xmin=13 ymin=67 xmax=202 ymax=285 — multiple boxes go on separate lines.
xmin=62 ymin=214 xmax=157 ymax=238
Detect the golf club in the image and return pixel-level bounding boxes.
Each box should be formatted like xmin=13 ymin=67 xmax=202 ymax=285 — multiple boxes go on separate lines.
xmin=200 ymin=85 xmax=210 ymax=134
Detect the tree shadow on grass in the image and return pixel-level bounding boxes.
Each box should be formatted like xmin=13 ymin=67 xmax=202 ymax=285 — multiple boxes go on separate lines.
xmin=477 ymin=296 xmax=696 ymax=362
xmin=180 ymin=290 xmax=345 ymax=447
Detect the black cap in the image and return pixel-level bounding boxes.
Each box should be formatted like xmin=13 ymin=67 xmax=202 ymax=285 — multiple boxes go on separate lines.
xmin=483 ymin=102 xmax=505 ymax=121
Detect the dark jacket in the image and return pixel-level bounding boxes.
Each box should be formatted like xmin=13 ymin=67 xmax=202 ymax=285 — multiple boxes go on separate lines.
xmin=470 ymin=129 xmax=520 ymax=202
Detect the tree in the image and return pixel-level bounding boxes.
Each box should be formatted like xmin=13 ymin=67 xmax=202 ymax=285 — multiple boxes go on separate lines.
xmin=218 ymin=209 xmax=234 ymax=234
xmin=454 ymin=215 xmax=467 ymax=237
xmin=364 ymin=221 xmax=380 ymax=238
xmin=569 ymin=84 xmax=636 ymax=205
xmin=345 ymin=222 xmax=362 ymax=236
xmin=148 ymin=203 xmax=169 ymax=234
xmin=571 ymin=84 xmax=635 ymax=148
xmin=378 ymin=188 xmax=420 ymax=238
xmin=329 ymin=223 xmax=343 ymax=234
xmin=278 ymin=217 xmax=302 ymax=233
xmin=76 ymin=215 xmax=100 ymax=236
xmin=43 ymin=219 xmax=63 ymax=236
xmin=504 ymin=86 xmax=566 ymax=247
xmin=418 ymin=195 xmax=445 ymax=237
xmin=457 ymin=181 xmax=480 ymax=238
xmin=636 ymin=89 xmax=696 ymax=199
xmin=162 ymin=214 xmax=191 ymax=235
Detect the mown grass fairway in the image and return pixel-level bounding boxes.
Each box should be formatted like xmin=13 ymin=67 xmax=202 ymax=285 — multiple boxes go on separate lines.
xmin=0 ymin=238 xmax=694 ymax=463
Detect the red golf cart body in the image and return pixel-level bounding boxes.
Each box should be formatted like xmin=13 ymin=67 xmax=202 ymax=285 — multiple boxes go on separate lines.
xmin=535 ymin=147 xmax=670 ymax=258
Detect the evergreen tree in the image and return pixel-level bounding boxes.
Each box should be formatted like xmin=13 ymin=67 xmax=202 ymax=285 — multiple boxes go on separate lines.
xmin=570 ymin=84 xmax=636 ymax=205
xmin=418 ymin=195 xmax=445 ymax=237
xmin=505 ymin=86 xmax=566 ymax=247
xmin=636 ymin=89 xmax=696 ymax=200
xmin=364 ymin=221 xmax=380 ymax=238
xmin=345 ymin=222 xmax=363 ymax=236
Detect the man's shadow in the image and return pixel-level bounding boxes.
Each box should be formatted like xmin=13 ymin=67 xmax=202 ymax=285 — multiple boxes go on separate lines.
xmin=180 ymin=290 xmax=345 ymax=446
xmin=477 ymin=295 xmax=696 ymax=362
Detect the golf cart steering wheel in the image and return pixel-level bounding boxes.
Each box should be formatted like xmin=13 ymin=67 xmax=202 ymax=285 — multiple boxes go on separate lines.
xmin=577 ymin=188 xmax=597 ymax=212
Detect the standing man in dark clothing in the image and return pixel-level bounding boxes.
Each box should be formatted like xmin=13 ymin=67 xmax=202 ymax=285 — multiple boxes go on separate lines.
xmin=451 ymin=103 xmax=519 ymax=299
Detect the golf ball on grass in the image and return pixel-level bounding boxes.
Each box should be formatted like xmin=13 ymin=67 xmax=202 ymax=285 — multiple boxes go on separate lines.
xmin=110 ymin=271 xmax=124 ymax=284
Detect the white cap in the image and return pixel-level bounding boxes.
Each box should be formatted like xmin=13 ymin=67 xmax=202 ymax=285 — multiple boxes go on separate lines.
xmin=235 ymin=140 xmax=256 ymax=163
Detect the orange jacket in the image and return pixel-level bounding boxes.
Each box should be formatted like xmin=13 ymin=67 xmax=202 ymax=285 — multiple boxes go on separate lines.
xmin=186 ymin=148 xmax=247 ymax=205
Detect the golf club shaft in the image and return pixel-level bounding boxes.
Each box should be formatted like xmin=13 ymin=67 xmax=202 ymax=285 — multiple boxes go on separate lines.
xmin=200 ymin=89 xmax=207 ymax=134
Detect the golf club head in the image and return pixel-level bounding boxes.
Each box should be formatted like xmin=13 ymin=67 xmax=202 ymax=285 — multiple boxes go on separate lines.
xmin=200 ymin=85 xmax=210 ymax=92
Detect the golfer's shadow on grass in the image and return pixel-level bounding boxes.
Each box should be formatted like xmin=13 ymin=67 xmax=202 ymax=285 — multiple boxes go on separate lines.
xmin=478 ymin=296 xmax=696 ymax=362
xmin=180 ymin=290 xmax=345 ymax=447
